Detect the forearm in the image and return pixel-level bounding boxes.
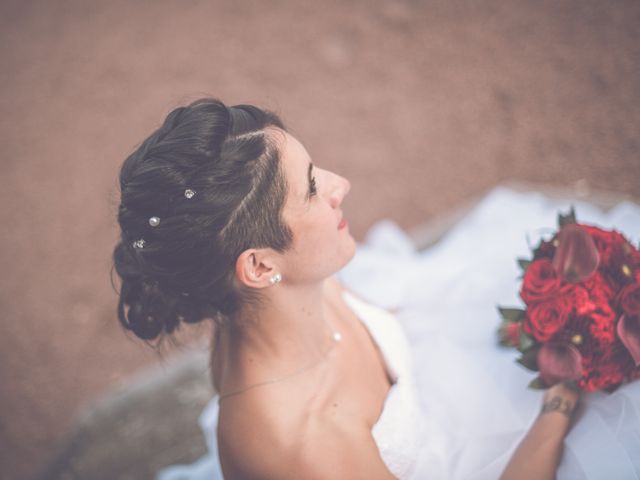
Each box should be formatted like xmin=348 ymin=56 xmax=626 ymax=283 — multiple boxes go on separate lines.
xmin=500 ymin=394 xmax=575 ymax=480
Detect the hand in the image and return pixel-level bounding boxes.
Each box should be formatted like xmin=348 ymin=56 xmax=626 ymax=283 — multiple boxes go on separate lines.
xmin=541 ymin=382 xmax=581 ymax=418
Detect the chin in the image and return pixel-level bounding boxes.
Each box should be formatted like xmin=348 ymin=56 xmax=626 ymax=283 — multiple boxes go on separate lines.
xmin=339 ymin=237 xmax=357 ymax=267
xmin=320 ymin=241 xmax=356 ymax=280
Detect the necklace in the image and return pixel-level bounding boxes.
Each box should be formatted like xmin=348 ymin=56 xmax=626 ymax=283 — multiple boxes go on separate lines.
xmin=218 ymin=321 xmax=342 ymax=402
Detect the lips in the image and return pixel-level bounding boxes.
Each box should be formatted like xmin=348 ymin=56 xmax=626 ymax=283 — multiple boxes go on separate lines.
xmin=338 ymin=217 xmax=347 ymax=229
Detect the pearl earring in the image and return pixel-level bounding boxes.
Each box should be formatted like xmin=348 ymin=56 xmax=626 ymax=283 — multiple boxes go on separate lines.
xmin=269 ymin=273 xmax=282 ymax=285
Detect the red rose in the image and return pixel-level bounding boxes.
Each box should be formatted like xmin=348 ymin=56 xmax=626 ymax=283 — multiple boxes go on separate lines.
xmin=578 ymin=347 xmax=630 ymax=392
xmin=578 ymin=360 xmax=625 ymax=392
xmin=569 ymin=285 xmax=596 ymax=316
xmin=581 ymin=225 xmax=635 ymax=267
xmin=589 ymin=302 xmax=617 ymax=344
xmin=583 ymin=271 xmax=615 ymax=300
xmin=617 ymin=283 xmax=640 ymax=317
xmin=499 ymin=321 xmax=522 ymax=347
xmin=524 ymin=296 xmax=572 ymax=342
xmin=581 ymin=225 xmax=615 ymax=261
xmin=520 ymin=259 xmax=567 ymax=305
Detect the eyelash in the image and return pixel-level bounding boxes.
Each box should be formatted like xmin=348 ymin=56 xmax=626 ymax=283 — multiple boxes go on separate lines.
xmin=309 ymin=176 xmax=318 ymax=197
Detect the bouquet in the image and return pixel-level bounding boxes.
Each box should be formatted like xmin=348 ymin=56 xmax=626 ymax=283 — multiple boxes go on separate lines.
xmin=497 ymin=207 xmax=640 ymax=392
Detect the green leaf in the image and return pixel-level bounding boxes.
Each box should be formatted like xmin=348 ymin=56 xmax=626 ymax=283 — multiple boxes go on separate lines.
xmin=564 ymin=380 xmax=581 ymax=393
xmin=518 ymin=329 xmax=536 ymax=353
xmin=517 ymin=258 xmax=532 ymax=273
xmin=516 ymin=347 xmax=539 ymax=371
xmin=531 ymin=240 xmax=549 ymax=259
xmin=603 ymin=382 xmax=620 ymax=394
xmin=497 ymin=307 xmax=526 ymax=322
xmin=558 ymin=205 xmax=577 ymax=227
xmin=528 ymin=377 xmax=548 ymax=390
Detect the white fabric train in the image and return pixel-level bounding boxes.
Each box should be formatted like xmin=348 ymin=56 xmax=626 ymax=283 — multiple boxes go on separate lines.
xmin=158 ymin=186 xmax=640 ymax=479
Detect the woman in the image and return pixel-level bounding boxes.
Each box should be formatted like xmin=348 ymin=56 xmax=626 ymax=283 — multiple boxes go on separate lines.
xmin=114 ymin=98 xmax=581 ymax=479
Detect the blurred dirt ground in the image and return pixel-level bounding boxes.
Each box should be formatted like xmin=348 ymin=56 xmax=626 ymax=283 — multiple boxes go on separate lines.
xmin=1 ymin=1 xmax=639 ymax=479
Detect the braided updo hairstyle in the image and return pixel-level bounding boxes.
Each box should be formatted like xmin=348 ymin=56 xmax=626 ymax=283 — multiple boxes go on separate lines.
xmin=113 ymin=98 xmax=293 ymax=342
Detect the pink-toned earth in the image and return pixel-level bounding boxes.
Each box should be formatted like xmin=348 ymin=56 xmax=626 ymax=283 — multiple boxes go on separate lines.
xmin=1 ymin=0 xmax=639 ymax=478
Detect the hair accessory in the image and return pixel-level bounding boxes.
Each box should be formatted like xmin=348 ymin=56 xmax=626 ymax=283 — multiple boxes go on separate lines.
xmin=149 ymin=216 xmax=160 ymax=227
xmin=184 ymin=188 xmax=196 ymax=199
xmin=269 ymin=273 xmax=282 ymax=285
xmin=132 ymin=239 xmax=146 ymax=249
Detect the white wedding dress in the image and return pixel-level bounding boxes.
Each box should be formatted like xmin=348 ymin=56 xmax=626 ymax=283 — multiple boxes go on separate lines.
xmin=157 ymin=186 xmax=640 ymax=480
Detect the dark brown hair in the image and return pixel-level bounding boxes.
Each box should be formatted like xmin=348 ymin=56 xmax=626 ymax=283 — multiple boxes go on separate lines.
xmin=113 ymin=98 xmax=293 ymax=343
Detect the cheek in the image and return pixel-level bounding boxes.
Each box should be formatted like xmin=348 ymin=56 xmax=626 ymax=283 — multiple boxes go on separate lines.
xmin=292 ymin=213 xmax=339 ymax=255
xmin=287 ymin=213 xmax=356 ymax=279
xmin=299 ymin=218 xmax=335 ymax=248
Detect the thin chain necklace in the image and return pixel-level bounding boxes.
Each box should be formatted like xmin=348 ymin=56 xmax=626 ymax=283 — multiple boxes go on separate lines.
xmin=218 ymin=321 xmax=343 ymax=403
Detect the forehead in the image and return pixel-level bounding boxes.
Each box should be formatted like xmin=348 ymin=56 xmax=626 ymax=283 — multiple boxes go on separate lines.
xmin=270 ymin=129 xmax=311 ymax=201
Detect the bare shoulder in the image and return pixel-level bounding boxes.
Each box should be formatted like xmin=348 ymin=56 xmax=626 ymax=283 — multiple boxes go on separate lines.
xmin=216 ymin=389 xmax=302 ymax=478
xmin=218 ymin=396 xmax=395 ymax=479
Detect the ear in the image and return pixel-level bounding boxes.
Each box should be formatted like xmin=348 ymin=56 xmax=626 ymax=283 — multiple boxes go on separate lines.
xmin=235 ymin=248 xmax=279 ymax=289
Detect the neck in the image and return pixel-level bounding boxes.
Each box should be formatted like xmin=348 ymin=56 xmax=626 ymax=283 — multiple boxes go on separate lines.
xmin=219 ymin=278 xmax=338 ymax=381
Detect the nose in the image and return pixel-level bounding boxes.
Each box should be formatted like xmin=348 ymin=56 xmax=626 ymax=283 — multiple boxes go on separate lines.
xmin=329 ymin=174 xmax=350 ymax=208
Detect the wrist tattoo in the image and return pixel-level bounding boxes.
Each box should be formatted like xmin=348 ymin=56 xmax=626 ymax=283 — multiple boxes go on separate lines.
xmin=541 ymin=395 xmax=574 ymax=417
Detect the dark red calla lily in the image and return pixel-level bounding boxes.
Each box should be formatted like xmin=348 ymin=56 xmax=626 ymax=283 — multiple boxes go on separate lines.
xmin=617 ymin=314 xmax=640 ymax=366
xmin=537 ymin=343 xmax=583 ymax=385
xmin=552 ymin=224 xmax=600 ymax=283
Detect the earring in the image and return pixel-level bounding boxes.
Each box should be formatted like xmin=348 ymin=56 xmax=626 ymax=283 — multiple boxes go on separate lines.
xmin=269 ymin=273 xmax=282 ymax=285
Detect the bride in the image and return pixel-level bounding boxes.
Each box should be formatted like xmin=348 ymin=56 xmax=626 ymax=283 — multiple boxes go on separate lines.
xmin=113 ymin=98 xmax=629 ymax=479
